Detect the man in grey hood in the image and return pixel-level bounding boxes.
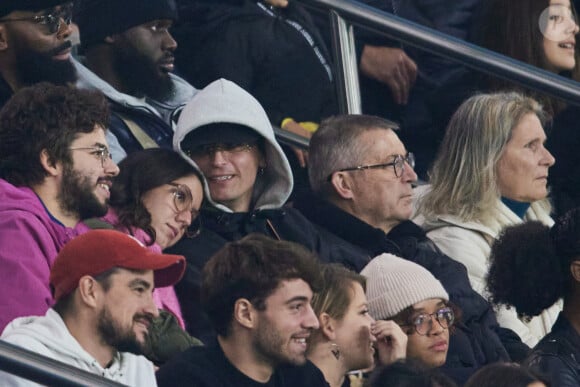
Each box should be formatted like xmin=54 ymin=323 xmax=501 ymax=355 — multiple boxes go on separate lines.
xmin=168 ymin=79 xmax=369 ymax=342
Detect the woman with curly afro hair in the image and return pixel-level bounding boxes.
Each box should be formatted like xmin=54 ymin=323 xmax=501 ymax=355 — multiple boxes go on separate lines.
xmin=487 ymin=206 xmax=580 ymax=386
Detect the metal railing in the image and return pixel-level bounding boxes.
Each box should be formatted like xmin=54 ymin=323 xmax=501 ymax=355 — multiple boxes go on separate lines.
xmin=295 ymin=0 xmax=580 ymax=116
xmin=0 ymin=340 xmax=126 ymax=386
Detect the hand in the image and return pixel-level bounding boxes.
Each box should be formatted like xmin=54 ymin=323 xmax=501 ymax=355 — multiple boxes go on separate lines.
xmin=371 ymin=320 xmax=407 ymax=365
xmin=360 ymin=45 xmax=418 ymax=105
xmin=281 ymin=119 xmax=312 ymax=168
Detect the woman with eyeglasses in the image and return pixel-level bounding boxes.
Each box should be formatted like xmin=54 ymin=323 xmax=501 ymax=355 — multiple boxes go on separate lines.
xmin=362 ymin=254 xmax=456 ymax=370
xmin=486 ymin=207 xmax=580 ymax=386
xmin=415 ymin=91 xmax=560 ymax=349
xmin=167 ymin=78 xmax=368 ymax=343
xmin=307 ymin=263 xmax=408 ymax=387
xmin=82 ymin=148 xmax=204 ymax=364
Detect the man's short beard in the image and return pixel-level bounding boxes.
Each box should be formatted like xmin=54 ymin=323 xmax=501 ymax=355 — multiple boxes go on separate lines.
xmin=15 ymin=41 xmax=77 ymax=86
xmin=112 ymin=44 xmax=174 ymax=101
xmin=58 ymin=163 xmax=108 ymax=220
xmin=97 ymin=307 xmax=144 ymax=355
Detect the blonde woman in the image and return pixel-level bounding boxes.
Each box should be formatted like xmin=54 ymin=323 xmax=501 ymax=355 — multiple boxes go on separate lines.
xmin=415 ymin=92 xmax=560 ymax=347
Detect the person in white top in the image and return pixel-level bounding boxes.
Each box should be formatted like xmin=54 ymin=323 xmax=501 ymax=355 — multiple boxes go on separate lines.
xmin=0 ymin=229 xmax=186 ymax=386
xmin=415 ymin=91 xmax=561 ymax=347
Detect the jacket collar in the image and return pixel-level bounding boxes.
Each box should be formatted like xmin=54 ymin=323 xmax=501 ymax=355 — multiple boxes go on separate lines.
xmin=295 ymin=194 xmax=401 ymax=256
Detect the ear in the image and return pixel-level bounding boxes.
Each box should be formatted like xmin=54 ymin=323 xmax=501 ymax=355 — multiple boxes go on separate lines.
xmin=570 ymin=261 xmax=580 ymax=283
xmin=319 ymin=312 xmax=337 ymax=340
xmin=233 ymin=298 xmax=257 ymax=329
xmin=39 ymin=149 xmax=61 ymax=177
xmin=77 ymin=275 xmax=101 ymax=308
xmin=0 ymin=25 xmax=8 ymax=51
xmin=329 ymin=172 xmax=355 ymax=200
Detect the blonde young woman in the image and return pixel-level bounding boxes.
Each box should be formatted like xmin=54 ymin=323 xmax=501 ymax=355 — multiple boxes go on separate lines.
xmin=307 ymin=264 xmax=407 ymax=387
xmin=415 ymin=92 xmax=561 ymax=347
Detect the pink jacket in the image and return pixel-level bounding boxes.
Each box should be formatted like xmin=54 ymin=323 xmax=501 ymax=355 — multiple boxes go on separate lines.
xmin=0 ymin=179 xmax=83 ymax=331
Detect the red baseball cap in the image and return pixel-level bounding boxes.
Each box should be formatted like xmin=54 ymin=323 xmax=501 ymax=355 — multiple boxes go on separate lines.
xmin=50 ymin=230 xmax=186 ymax=301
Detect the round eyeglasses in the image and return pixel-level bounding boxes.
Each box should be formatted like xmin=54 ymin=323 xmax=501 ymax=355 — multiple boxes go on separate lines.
xmin=167 ymin=183 xmax=201 ymax=238
xmin=70 ymin=145 xmax=113 ymax=168
xmin=184 ymin=143 xmax=256 ymax=160
xmin=0 ymin=2 xmax=73 ymax=35
xmin=399 ymin=307 xmax=455 ymax=336
xmin=327 ymin=152 xmax=415 ymax=181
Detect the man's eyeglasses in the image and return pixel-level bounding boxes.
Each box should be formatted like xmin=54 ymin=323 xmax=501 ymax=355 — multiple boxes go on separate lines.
xmin=0 ymin=2 xmax=73 ymax=34
xmin=184 ymin=143 xmax=256 ymax=159
xmin=327 ymin=152 xmax=415 ymax=181
xmin=399 ymin=307 xmax=455 ymax=336
xmin=167 ymin=183 xmax=201 ymax=238
xmin=70 ymin=145 xmax=112 ymax=168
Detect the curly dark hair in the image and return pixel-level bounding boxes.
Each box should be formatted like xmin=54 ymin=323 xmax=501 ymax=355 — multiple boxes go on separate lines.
xmin=487 ymin=209 xmax=580 ymax=319
xmin=0 ymin=82 xmax=110 ymax=187
xmin=201 ymin=234 xmax=323 ymax=337
xmin=109 ymin=148 xmax=203 ymax=244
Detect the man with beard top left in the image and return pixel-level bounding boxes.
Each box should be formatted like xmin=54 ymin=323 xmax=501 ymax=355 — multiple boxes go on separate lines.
xmin=0 ymin=0 xmax=77 ymax=107
xmin=73 ymin=0 xmax=197 ymax=161
xmin=157 ymin=234 xmax=328 ymax=387
xmin=0 ymin=83 xmax=120 ymax=331
xmin=0 ymin=229 xmax=186 ymax=386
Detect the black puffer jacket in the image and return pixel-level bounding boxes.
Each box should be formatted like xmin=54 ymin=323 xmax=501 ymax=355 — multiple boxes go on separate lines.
xmin=525 ymin=313 xmax=580 ymax=387
xmin=295 ymin=194 xmax=528 ymax=385
xmin=167 ymin=206 xmax=370 ymax=343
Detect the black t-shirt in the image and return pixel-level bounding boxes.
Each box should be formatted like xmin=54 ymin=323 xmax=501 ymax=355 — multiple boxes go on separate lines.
xmin=156 ymin=342 xmax=327 ymax=387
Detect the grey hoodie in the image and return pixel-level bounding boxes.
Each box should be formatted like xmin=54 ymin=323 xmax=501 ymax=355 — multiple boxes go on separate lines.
xmin=74 ymin=58 xmax=198 ymax=162
xmin=0 ymin=309 xmax=156 ymax=386
xmin=173 ymin=78 xmax=293 ymax=212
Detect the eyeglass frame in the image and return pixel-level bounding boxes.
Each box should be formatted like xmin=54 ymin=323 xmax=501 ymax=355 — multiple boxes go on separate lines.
xmin=166 ymin=183 xmax=202 ymax=238
xmin=398 ymin=306 xmax=455 ymax=336
xmin=0 ymin=2 xmax=73 ymax=35
xmin=326 ymin=152 xmax=415 ymax=182
xmin=183 ymin=143 xmax=257 ymax=160
xmin=69 ymin=145 xmax=113 ymax=168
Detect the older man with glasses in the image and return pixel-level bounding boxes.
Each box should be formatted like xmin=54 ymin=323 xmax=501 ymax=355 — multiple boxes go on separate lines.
xmin=294 ymin=114 xmax=528 ymax=385
xmin=0 ymin=1 xmax=76 ymax=107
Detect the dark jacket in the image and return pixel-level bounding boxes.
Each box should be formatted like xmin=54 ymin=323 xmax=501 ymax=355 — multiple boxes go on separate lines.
xmin=295 ymin=194 xmax=527 ymax=385
xmin=525 ymin=313 xmax=580 ymax=387
xmin=73 ymin=58 xmax=197 ymax=158
xmin=173 ymin=0 xmax=336 ymax=126
xmin=0 ymin=76 xmax=12 ymax=108
xmin=157 ymin=340 xmax=328 ymax=387
xmin=167 ymin=207 xmax=370 ymax=342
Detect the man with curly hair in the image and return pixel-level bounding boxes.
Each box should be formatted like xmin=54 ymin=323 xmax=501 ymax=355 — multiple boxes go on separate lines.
xmin=0 ymin=83 xmax=119 ymax=330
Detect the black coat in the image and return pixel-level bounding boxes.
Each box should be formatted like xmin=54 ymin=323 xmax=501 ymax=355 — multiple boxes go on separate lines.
xmin=157 ymin=341 xmax=328 ymax=387
xmin=294 ymin=195 xmax=527 ymax=385
xmin=525 ymin=313 xmax=580 ymax=387
xmin=166 ymin=206 xmax=370 ymax=343
xmin=173 ymin=0 xmax=336 ymax=126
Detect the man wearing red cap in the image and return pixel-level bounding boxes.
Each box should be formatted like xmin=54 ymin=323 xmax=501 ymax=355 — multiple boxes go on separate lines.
xmin=0 ymin=229 xmax=186 ymax=386
xmin=0 ymin=0 xmax=77 ymax=107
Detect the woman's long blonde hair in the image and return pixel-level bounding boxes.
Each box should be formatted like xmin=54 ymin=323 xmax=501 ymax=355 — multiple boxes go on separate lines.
xmin=418 ymin=92 xmax=546 ymax=225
